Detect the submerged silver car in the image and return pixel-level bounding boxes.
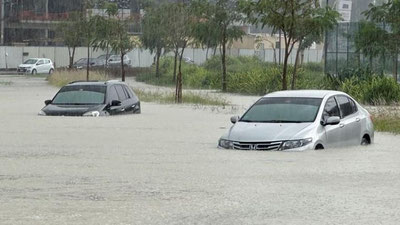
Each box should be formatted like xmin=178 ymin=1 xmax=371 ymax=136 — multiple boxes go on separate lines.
xmin=219 ymin=90 xmax=374 ymax=151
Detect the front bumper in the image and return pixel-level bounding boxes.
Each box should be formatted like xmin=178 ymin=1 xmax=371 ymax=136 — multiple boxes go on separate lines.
xmin=17 ymin=68 xmax=32 ymax=73
xmin=218 ymin=139 xmax=315 ymax=151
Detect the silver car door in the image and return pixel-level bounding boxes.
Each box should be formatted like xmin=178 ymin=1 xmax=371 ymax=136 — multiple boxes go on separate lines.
xmin=322 ymin=97 xmax=342 ymax=148
xmin=336 ymin=96 xmax=362 ymax=145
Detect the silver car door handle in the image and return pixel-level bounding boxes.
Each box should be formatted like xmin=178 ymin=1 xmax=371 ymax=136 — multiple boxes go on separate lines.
xmin=339 ymin=123 xmax=345 ymax=128
xmin=356 ymin=118 xmax=360 ymax=122
xmin=121 ymin=108 xmax=125 ymax=112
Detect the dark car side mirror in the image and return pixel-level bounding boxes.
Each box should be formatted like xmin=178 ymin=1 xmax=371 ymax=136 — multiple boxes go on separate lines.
xmin=44 ymin=100 xmax=52 ymax=105
xmin=111 ymin=100 xmax=121 ymax=106
xmin=230 ymin=116 xmax=240 ymax=124
xmin=321 ymin=116 xmax=340 ymax=126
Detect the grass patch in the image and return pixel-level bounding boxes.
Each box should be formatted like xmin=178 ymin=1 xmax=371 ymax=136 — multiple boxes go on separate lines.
xmin=133 ymin=88 xmax=230 ymax=106
xmin=0 ymin=81 xmax=12 ymax=86
xmin=47 ymin=70 xmax=108 ymax=87
xmin=25 ymin=74 xmax=49 ymax=78
xmin=373 ymin=115 xmax=400 ymax=134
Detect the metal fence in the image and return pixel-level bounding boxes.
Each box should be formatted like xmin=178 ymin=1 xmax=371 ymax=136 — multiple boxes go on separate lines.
xmin=0 ymin=46 xmax=324 ymax=69
xmin=325 ymin=22 xmax=399 ymax=77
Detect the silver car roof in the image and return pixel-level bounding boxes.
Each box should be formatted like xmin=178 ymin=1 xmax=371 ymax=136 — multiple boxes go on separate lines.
xmin=264 ymin=90 xmax=346 ymax=98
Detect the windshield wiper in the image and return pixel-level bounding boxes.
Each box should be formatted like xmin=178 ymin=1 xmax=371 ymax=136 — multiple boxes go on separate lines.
xmin=262 ymin=120 xmax=308 ymax=123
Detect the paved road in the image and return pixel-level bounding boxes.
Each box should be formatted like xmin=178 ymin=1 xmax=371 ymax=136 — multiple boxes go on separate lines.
xmin=1 ymin=76 xmax=400 ymax=225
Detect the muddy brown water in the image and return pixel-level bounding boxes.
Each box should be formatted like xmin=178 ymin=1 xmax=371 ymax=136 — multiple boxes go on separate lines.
xmin=1 ymin=76 xmax=399 ymax=224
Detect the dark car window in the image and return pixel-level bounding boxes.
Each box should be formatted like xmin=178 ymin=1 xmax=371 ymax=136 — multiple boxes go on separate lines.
xmin=122 ymin=86 xmax=131 ymax=99
xmin=52 ymin=85 xmax=106 ymax=105
xmin=323 ymin=97 xmax=340 ymax=120
xmin=349 ymin=97 xmax=358 ymax=113
xmin=108 ymin=86 xmax=119 ymax=102
xmin=336 ymin=96 xmax=354 ymax=118
xmin=115 ymin=85 xmax=127 ymax=101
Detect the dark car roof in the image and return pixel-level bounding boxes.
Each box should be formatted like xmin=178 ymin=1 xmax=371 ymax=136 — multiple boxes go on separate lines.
xmin=66 ymin=80 xmax=125 ymax=87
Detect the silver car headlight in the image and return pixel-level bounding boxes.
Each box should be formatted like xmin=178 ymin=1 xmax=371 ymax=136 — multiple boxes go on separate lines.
xmin=83 ymin=111 xmax=100 ymax=117
xmin=218 ymin=139 xmax=233 ymax=149
xmin=281 ymin=138 xmax=313 ymax=150
xmin=38 ymin=110 xmax=46 ymax=116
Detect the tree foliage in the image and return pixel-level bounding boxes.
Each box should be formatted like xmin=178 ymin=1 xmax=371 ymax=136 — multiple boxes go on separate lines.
xmin=359 ymin=0 xmax=400 ymax=81
xmin=141 ymin=5 xmax=169 ymax=77
xmin=191 ymin=0 xmax=245 ymax=92
xmin=56 ymin=12 xmax=84 ymax=69
xmin=241 ymin=0 xmax=339 ymax=90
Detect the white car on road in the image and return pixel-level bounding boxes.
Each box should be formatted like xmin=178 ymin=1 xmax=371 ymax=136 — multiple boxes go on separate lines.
xmin=18 ymin=58 xmax=55 ymax=74
xmin=219 ymin=90 xmax=374 ymax=151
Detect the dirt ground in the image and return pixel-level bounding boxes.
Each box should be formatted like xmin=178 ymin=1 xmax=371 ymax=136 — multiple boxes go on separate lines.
xmin=1 ymin=75 xmax=400 ymax=225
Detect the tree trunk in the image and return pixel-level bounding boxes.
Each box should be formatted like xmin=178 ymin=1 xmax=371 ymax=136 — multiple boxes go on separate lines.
xmin=222 ymin=28 xmax=227 ymax=92
xmin=175 ymin=43 xmax=186 ymax=104
xmin=155 ymin=47 xmax=161 ymax=77
xmin=282 ymin=48 xmax=290 ymax=90
xmin=121 ymin=52 xmax=126 ymax=82
xmin=68 ymin=47 xmax=76 ymax=69
xmin=173 ymin=46 xmax=178 ymax=82
xmin=393 ymin=54 xmax=398 ymax=82
xmin=86 ymin=44 xmax=90 ymax=81
xmin=291 ymin=40 xmax=303 ymax=90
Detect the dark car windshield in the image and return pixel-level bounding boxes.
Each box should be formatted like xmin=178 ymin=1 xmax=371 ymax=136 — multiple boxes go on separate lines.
xmin=75 ymin=58 xmax=95 ymax=64
xmin=240 ymin=97 xmax=322 ymax=123
xmin=24 ymin=59 xmax=38 ymax=64
xmin=52 ymin=85 xmax=106 ymax=105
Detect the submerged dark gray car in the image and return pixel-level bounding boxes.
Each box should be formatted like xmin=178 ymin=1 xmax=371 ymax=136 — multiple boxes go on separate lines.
xmin=39 ymin=80 xmax=140 ymax=116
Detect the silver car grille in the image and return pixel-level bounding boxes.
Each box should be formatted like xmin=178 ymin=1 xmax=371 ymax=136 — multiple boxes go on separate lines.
xmin=232 ymin=141 xmax=282 ymax=151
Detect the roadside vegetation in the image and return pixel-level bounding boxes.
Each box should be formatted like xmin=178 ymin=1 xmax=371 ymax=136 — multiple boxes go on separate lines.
xmin=132 ymin=88 xmax=229 ymax=106
xmin=374 ymin=116 xmax=400 ymax=134
xmin=0 ymin=81 xmax=12 ymax=86
xmin=137 ymin=56 xmax=400 ymax=105
xmin=47 ymin=70 xmax=108 ymax=87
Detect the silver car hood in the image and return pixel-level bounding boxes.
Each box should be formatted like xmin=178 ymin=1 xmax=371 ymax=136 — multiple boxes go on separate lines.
xmin=228 ymin=122 xmax=313 ymax=142
xmin=19 ymin=64 xmax=35 ymax=67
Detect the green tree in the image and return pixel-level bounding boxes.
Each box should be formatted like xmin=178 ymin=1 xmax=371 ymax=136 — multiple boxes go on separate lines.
xmin=163 ymin=3 xmax=192 ymax=103
xmin=92 ymin=2 xmax=119 ymax=67
xmin=241 ymin=0 xmax=339 ymax=90
xmin=290 ymin=4 xmax=339 ymax=89
xmin=362 ymin=0 xmax=400 ymax=81
xmin=192 ymin=0 xmax=245 ymax=92
xmin=56 ymin=12 xmax=84 ymax=69
xmin=82 ymin=0 xmax=96 ymax=81
xmin=108 ymin=9 xmax=139 ymax=81
xmin=354 ymin=21 xmax=386 ymax=70
xmin=141 ymin=5 xmax=169 ymax=77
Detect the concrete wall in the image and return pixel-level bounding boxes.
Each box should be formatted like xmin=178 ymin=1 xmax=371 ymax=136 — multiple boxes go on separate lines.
xmin=0 ymin=46 xmax=324 ymax=69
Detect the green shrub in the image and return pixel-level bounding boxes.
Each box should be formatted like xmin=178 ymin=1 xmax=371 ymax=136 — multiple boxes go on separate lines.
xmin=48 ymin=70 xmax=108 ymax=87
xmin=227 ymin=67 xmax=282 ymax=95
xmin=362 ymin=76 xmax=400 ymax=105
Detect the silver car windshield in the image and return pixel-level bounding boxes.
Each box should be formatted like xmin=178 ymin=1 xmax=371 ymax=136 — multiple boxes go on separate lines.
xmin=241 ymin=97 xmax=322 ymax=123
xmin=52 ymin=85 xmax=106 ymax=105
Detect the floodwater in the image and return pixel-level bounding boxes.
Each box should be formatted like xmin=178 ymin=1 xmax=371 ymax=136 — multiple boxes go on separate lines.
xmin=0 ymin=76 xmax=400 ymax=225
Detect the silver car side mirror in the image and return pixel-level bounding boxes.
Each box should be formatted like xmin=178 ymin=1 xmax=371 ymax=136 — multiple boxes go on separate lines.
xmin=322 ymin=116 xmax=341 ymax=126
xmin=230 ymin=116 xmax=239 ymax=124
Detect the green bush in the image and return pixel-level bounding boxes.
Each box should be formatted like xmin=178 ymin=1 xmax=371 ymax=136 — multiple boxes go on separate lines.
xmin=338 ymin=75 xmax=400 ymax=105
xmin=137 ymin=55 xmax=400 ymax=105
xmin=363 ymin=76 xmax=400 ymax=105
xmin=227 ymin=67 xmax=281 ymax=95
